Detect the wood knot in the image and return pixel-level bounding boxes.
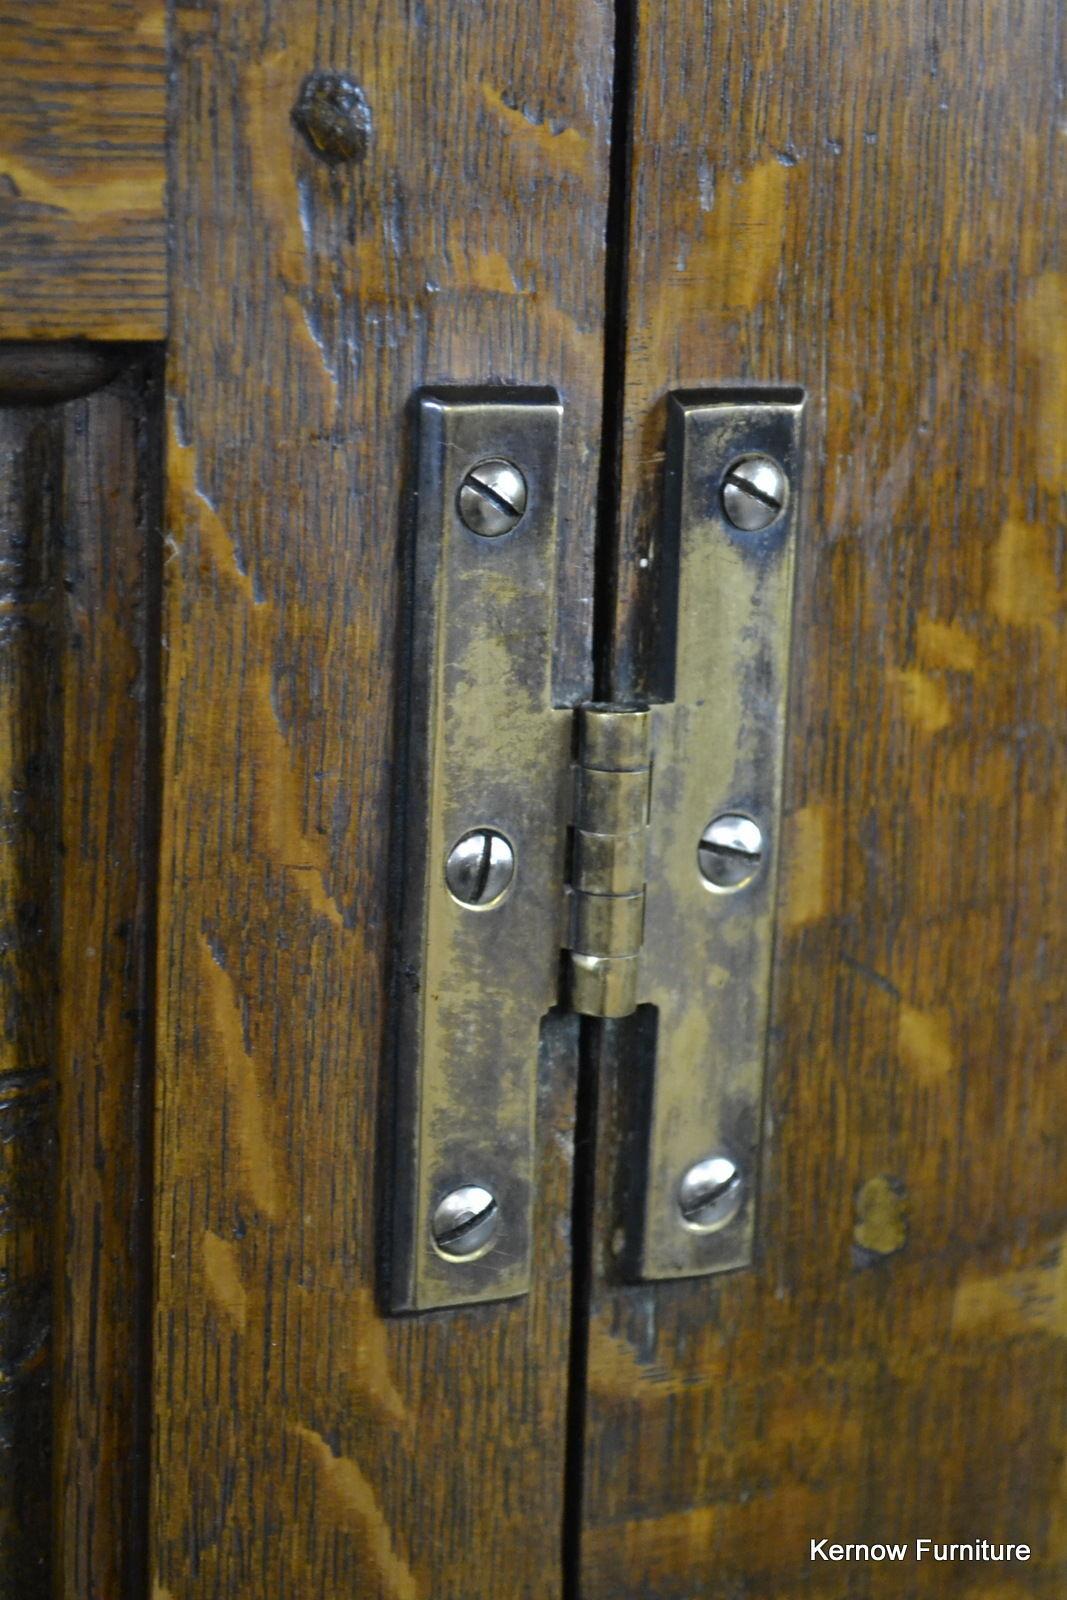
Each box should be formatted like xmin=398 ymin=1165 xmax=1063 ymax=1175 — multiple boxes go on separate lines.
xmin=291 ymin=70 xmax=372 ymax=166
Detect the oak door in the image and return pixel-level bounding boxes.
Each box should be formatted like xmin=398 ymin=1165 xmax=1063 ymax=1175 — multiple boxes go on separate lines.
xmin=1 ymin=3 xmax=610 ymax=1596
xmin=0 ymin=3 xmax=1064 ymax=1599
xmin=579 ymin=5 xmax=1067 ymax=1597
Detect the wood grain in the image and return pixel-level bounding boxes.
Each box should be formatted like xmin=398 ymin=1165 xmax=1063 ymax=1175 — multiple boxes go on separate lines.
xmin=154 ymin=1 xmax=611 ymax=1593
xmin=53 ymin=361 xmax=161 ymax=1600
xmin=0 ymin=2 xmax=167 ymax=339
xmin=0 ymin=403 xmax=58 ymax=1600
xmin=0 ymin=359 xmax=159 ymax=1600
xmin=583 ymin=2 xmax=1067 ymax=1596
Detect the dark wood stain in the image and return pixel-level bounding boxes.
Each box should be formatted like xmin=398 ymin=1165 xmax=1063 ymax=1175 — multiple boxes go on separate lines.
xmin=583 ymin=2 xmax=1067 ymax=1596
xmin=155 ymin=0 xmax=612 ymax=1593
xmin=1 ymin=3 xmax=1063 ymax=1594
xmin=0 ymin=357 xmax=160 ymax=1600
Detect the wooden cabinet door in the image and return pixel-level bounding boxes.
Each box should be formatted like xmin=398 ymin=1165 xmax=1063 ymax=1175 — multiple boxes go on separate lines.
xmin=1 ymin=3 xmax=1064 ymax=1598
xmin=0 ymin=3 xmax=611 ymax=1596
xmin=578 ymin=4 xmax=1067 ymax=1598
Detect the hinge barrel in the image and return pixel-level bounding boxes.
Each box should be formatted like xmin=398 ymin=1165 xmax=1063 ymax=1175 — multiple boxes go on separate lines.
xmin=567 ymin=704 xmax=650 ymax=1019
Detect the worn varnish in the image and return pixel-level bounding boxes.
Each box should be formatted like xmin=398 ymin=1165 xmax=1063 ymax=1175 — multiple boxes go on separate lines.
xmin=155 ymin=0 xmax=611 ymax=1593
xmin=0 ymin=2 xmax=167 ymax=339
xmin=0 ymin=359 xmax=159 ymax=1600
xmin=583 ymin=2 xmax=1067 ymax=1596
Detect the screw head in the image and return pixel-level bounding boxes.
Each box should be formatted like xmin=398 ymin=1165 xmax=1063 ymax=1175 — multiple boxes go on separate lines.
xmin=445 ymin=828 xmax=515 ymax=907
xmin=698 ymin=812 xmax=764 ymax=893
xmin=457 ymin=459 xmax=528 ymax=537
xmin=678 ymin=1154 xmax=744 ymax=1232
xmin=431 ymin=1184 xmax=500 ymax=1259
xmin=721 ymin=455 xmax=788 ymax=531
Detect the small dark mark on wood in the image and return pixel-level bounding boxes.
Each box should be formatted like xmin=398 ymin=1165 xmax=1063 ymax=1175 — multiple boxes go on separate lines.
xmin=840 ymin=951 xmax=902 ymax=1000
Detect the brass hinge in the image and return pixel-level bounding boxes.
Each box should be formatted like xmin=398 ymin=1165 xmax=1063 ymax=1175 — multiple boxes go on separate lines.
xmin=390 ymin=386 xmax=803 ymax=1312
xmin=566 ymin=704 xmax=651 ymax=1019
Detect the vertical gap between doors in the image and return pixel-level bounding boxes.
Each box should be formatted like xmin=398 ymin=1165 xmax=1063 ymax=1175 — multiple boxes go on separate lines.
xmin=562 ymin=2 xmax=638 ymax=1594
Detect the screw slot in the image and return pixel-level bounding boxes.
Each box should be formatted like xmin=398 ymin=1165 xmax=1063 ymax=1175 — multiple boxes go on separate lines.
xmin=678 ymin=1154 xmax=744 ymax=1233
xmin=697 ymin=812 xmax=764 ymax=893
xmin=445 ymin=828 xmax=515 ymax=907
xmin=431 ymin=1184 xmax=500 ymax=1260
xmin=457 ymin=459 xmax=528 ymax=537
xmin=721 ymin=454 xmax=788 ymax=532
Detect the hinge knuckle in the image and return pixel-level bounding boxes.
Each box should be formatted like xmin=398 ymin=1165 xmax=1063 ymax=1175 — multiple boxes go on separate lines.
xmin=569 ymin=953 xmax=641 ymax=1020
xmin=566 ymin=704 xmax=650 ymax=1019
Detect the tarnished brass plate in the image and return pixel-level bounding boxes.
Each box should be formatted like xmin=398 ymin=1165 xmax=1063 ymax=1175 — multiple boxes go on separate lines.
xmin=636 ymin=390 xmax=803 ymax=1279
xmin=390 ymin=389 xmax=573 ymax=1311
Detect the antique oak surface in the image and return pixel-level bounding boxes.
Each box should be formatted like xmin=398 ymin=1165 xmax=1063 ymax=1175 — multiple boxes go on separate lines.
xmin=0 ymin=2 xmax=1063 ymax=1597
xmin=0 ymin=360 xmax=159 ymax=1600
xmin=0 ymin=1 xmax=167 ymax=339
xmin=154 ymin=2 xmax=610 ymax=1595
xmin=582 ymin=2 xmax=1067 ymax=1596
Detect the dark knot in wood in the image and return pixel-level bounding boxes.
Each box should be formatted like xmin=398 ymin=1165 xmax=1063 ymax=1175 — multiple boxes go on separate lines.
xmin=291 ymin=70 xmax=372 ymax=166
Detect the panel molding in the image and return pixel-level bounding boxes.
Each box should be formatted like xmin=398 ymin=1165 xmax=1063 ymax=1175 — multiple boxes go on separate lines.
xmin=0 ymin=354 xmax=161 ymax=1600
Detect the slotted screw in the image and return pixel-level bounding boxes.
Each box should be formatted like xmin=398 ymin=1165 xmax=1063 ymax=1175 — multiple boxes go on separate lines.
xmin=457 ymin=459 xmax=528 ymax=537
xmin=697 ymin=813 xmax=764 ymax=893
xmin=721 ymin=455 xmax=788 ymax=531
xmin=431 ymin=1184 xmax=500 ymax=1259
xmin=678 ymin=1155 xmax=744 ymax=1232
xmin=445 ymin=828 xmax=515 ymax=906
